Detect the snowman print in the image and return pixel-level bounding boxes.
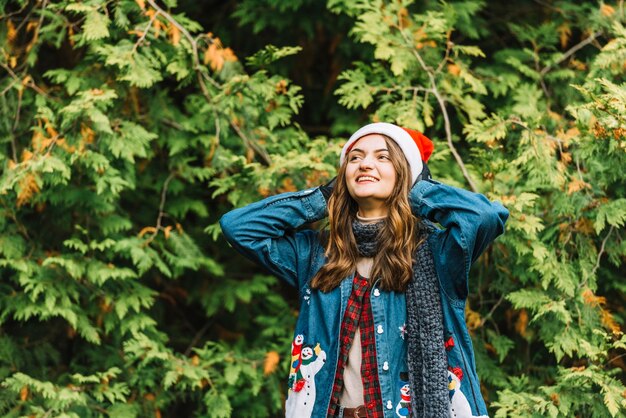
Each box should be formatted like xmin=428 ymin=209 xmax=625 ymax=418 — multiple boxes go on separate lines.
xmin=448 ymin=367 xmax=488 ymax=418
xmin=395 ymin=379 xmax=411 ymax=417
xmin=285 ymin=340 xmax=326 ymax=418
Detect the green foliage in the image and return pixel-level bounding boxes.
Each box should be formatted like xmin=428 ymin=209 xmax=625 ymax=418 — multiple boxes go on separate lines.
xmin=0 ymin=0 xmax=625 ymax=417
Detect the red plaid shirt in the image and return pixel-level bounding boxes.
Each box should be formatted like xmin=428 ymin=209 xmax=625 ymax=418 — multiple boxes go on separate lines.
xmin=327 ymin=273 xmax=384 ymax=417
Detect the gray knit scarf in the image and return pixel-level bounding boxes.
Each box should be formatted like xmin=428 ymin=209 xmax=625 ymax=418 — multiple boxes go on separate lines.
xmin=352 ymin=220 xmax=449 ymax=417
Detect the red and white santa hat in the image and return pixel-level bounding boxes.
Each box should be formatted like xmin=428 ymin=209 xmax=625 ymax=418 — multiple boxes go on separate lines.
xmin=340 ymin=122 xmax=434 ymax=184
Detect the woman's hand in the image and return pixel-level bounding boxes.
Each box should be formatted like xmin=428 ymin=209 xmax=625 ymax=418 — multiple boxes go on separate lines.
xmin=415 ymin=162 xmax=431 ymax=183
xmin=319 ymin=177 xmax=336 ymax=201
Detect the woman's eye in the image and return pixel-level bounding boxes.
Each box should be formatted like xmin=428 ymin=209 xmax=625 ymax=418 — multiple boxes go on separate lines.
xmin=378 ymin=155 xmax=390 ymax=160
xmin=349 ymin=155 xmax=361 ymax=161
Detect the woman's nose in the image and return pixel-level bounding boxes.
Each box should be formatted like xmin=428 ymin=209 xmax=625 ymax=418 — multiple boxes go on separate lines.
xmin=359 ymin=155 xmax=374 ymax=169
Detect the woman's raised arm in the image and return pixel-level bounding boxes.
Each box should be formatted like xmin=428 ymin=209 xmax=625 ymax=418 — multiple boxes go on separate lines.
xmin=219 ymin=188 xmax=328 ymax=290
xmin=409 ymin=179 xmax=509 ymax=300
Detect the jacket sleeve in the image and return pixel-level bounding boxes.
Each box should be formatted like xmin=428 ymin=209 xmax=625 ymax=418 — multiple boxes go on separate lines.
xmin=409 ymin=179 xmax=509 ymax=300
xmin=219 ymin=187 xmax=328 ymax=289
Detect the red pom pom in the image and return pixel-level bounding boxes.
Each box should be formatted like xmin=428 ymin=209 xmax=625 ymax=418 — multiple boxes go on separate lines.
xmin=448 ymin=366 xmax=463 ymax=381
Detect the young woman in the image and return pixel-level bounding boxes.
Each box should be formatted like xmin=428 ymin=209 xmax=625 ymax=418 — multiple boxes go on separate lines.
xmin=220 ymin=122 xmax=509 ymax=418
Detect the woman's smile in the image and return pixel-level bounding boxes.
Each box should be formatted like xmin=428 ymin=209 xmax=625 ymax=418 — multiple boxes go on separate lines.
xmin=356 ymin=175 xmax=379 ymax=183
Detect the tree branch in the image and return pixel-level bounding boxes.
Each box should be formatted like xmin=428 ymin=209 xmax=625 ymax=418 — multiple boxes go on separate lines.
xmin=378 ymin=85 xmax=433 ymax=95
xmin=13 ymin=84 xmax=22 ymax=132
xmin=144 ymin=0 xmax=271 ymax=166
xmin=434 ymin=36 xmax=453 ymax=75
xmin=35 ymin=0 xmax=49 ymax=44
xmin=0 ymin=2 xmax=29 ymax=19
xmin=578 ymin=225 xmax=616 ymax=290
xmin=400 ymin=31 xmax=478 ymax=192
xmin=590 ymin=226 xmax=615 ymax=278
xmin=144 ymin=172 xmax=176 ymax=245
xmin=540 ymin=31 xmax=602 ymax=77
xmin=145 ymin=0 xmax=221 ymax=95
xmin=479 ymin=295 xmax=505 ymax=327
xmin=0 ymin=62 xmax=50 ymax=97
xmin=229 ymin=119 xmax=272 ymax=165
xmin=132 ymin=10 xmax=160 ymax=53
xmin=184 ymin=321 xmax=212 ymax=356
xmin=0 ymin=76 xmax=20 ymax=96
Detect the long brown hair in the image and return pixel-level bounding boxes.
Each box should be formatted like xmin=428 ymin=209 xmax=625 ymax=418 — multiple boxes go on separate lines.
xmin=310 ymin=136 xmax=426 ymax=293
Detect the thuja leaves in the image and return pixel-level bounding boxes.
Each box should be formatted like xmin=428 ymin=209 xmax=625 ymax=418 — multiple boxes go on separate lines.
xmin=1 ymin=0 xmax=625 ymax=417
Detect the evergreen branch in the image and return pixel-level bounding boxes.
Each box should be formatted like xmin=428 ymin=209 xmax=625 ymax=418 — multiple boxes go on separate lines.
xmin=378 ymin=86 xmax=432 ymax=95
xmin=35 ymin=0 xmax=49 ymax=47
xmin=434 ymin=35 xmax=453 ymax=75
xmin=608 ymin=351 xmax=626 ymax=365
xmin=184 ymin=321 xmax=212 ymax=356
xmin=10 ymin=134 xmax=17 ymax=163
xmin=214 ymin=112 xmax=220 ymax=145
xmin=229 ymin=119 xmax=272 ymax=166
xmin=132 ymin=10 xmax=160 ymax=53
xmin=162 ymin=118 xmax=185 ymax=130
xmin=2 ymin=202 xmax=31 ymax=241
xmin=9 ymin=0 xmax=49 ymax=74
xmin=590 ymin=226 xmax=615 ymax=279
xmin=400 ymin=31 xmax=478 ymax=192
xmin=0 ymin=92 xmax=18 ymax=161
xmin=0 ymin=1 xmax=29 ymax=19
xmin=145 ymin=0 xmax=221 ymax=97
xmin=531 ymin=0 xmax=563 ymax=13
xmin=143 ymin=1 xmax=270 ymax=165
xmin=508 ymin=117 xmax=565 ymax=146
xmin=0 ymin=63 xmax=25 ymax=133
xmin=575 ymin=156 xmax=586 ymax=185
xmin=508 ymin=117 xmax=530 ymax=130
xmin=536 ymin=53 xmax=552 ymax=102
xmin=13 ymin=2 xmax=36 ymax=34
xmin=43 ymin=133 xmax=62 ymax=157
xmin=0 ymin=76 xmax=20 ymax=96
xmin=540 ymin=31 xmax=602 ymax=77
xmin=577 ymin=225 xmax=616 ymax=290
xmin=213 ymin=110 xmax=221 ymax=160
xmin=144 ymin=172 xmax=176 ymax=245
xmin=0 ymin=62 xmax=50 ymax=98
xmin=12 ymin=78 xmax=22 ymax=132
xmin=479 ymin=295 xmax=506 ymax=328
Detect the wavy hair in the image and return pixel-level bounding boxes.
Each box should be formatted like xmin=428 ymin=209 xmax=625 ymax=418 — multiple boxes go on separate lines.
xmin=310 ymin=136 xmax=427 ymax=293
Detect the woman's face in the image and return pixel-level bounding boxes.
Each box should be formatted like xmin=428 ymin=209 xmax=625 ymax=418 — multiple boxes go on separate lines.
xmin=345 ymin=134 xmax=397 ymax=214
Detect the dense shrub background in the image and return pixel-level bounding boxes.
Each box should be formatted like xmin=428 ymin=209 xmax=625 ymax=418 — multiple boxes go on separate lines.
xmin=0 ymin=0 xmax=625 ymax=416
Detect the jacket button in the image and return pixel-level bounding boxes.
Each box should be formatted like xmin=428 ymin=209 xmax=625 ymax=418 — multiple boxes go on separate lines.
xmin=386 ymin=400 xmax=393 ymax=409
xmin=377 ymin=325 xmax=383 ymax=334
xmin=373 ymin=289 xmax=380 ymax=297
xmin=383 ymin=361 xmax=389 ymax=371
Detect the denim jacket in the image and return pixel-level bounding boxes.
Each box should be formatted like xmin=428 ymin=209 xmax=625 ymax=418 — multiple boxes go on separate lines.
xmin=220 ymin=179 xmax=509 ymax=418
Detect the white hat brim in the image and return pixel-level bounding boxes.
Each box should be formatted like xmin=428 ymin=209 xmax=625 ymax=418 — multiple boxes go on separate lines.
xmin=340 ymin=122 xmax=423 ymax=184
